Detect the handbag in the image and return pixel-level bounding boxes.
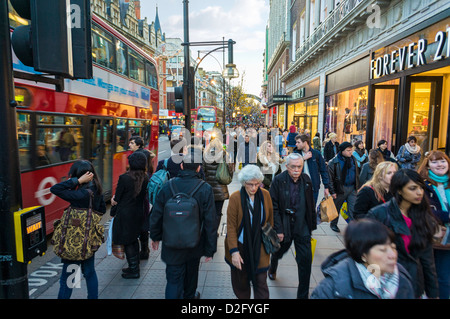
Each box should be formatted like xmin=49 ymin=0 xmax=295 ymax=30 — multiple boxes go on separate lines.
xmin=433 ymin=224 xmax=450 ymax=250
xmin=216 ymin=161 xmax=232 ymax=185
xmin=51 ymin=190 xmax=104 ymax=261
xmin=319 ymin=196 xmax=339 ymax=222
xmin=261 ymin=222 xmax=281 ymax=254
xmin=112 ymin=244 xmax=125 ymax=259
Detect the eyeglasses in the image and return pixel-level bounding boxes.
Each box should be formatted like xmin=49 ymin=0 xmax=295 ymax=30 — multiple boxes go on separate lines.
xmin=287 ymin=165 xmax=303 ymax=170
xmin=245 ymin=182 xmax=260 ymax=188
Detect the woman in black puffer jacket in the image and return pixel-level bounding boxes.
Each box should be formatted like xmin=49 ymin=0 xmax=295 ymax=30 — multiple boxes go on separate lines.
xmin=203 ymin=138 xmax=234 ymax=230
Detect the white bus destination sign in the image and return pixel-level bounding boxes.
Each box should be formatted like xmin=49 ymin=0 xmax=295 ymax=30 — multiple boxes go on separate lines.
xmin=371 ymin=25 xmax=450 ymax=80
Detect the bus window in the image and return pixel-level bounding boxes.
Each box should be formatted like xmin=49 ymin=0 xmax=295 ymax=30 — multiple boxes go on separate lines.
xmin=116 ymin=41 xmax=128 ymax=76
xmin=17 ymin=112 xmax=32 ymax=171
xmin=92 ymin=24 xmax=116 ymax=70
xmin=36 ymin=115 xmax=83 ymax=165
xmin=128 ymin=120 xmax=144 ymax=140
xmin=146 ymin=62 xmax=158 ymax=89
xmin=116 ymin=118 xmax=127 ymax=152
xmin=143 ymin=121 xmax=151 ymax=145
xmin=15 ymin=87 xmax=32 ymax=108
xmin=129 ymin=49 xmax=145 ymax=83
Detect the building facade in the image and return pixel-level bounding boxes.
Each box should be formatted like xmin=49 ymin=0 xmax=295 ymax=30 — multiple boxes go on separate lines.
xmin=266 ymin=0 xmax=450 ymax=156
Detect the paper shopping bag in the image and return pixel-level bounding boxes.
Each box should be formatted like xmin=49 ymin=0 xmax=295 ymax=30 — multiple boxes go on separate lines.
xmin=320 ymin=196 xmax=339 ymax=222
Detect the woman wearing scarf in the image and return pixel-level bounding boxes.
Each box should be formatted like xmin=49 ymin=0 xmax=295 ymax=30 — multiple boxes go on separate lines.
xmin=352 ymin=140 xmax=368 ymax=168
xmin=225 ymin=164 xmax=274 ymax=299
xmin=396 ymin=136 xmax=422 ymax=170
xmin=418 ymin=150 xmax=450 ymax=299
xmin=311 ymin=219 xmax=414 ymax=299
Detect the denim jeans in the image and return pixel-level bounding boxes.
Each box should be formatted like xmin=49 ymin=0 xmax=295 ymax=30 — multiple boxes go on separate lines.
xmin=58 ymin=255 xmax=98 ymax=299
xmin=434 ymin=249 xmax=450 ymax=299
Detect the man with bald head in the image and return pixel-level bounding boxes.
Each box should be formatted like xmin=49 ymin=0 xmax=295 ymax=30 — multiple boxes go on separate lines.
xmin=268 ymin=153 xmax=317 ymax=299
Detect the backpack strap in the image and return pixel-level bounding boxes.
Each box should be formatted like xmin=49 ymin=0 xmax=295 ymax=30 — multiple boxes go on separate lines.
xmin=189 ymin=180 xmax=205 ymax=197
xmin=169 ymin=179 xmax=204 ymax=197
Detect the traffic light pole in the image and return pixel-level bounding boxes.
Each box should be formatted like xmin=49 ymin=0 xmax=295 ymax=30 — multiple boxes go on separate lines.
xmin=0 ymin=0 xmax=28 ymax=299
xmin=183 ymin=0 xmax=191 ymax=132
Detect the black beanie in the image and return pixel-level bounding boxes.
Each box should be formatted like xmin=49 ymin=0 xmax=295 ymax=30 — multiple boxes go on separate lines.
xmin=338 ymin=141 xmax=353 ymax=153
xmin=128 ymin=152 xmax=147 ymax=171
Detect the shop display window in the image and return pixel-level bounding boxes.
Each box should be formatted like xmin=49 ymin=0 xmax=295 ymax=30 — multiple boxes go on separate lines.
xmin=325 ymin=86 xmax=368 ymax=144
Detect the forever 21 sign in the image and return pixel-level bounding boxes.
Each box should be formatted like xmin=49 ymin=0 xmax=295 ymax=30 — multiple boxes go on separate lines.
xmin=370 ymin=27 xmax=450 ymax=79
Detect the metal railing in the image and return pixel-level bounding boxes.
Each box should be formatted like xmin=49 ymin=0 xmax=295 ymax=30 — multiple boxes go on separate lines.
xmin=295 ymin=0 xmax=366 ymax=61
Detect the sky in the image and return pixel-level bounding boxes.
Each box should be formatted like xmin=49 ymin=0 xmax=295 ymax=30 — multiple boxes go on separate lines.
xmin=139 ymin=0 xmax=270 ymax=98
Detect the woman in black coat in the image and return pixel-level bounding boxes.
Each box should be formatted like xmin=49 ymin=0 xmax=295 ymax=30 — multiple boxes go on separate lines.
xmin=111 ymin=152 xmax=149 ymax=279
xmin=203 ymin=139 xmax=233 ymax=230
xmin=323 ymin=133 xmax=339 ymax=163
xmin=367 ymin=169 xmax=439 ymax=298
xmin=354 ymin=161 xmax=396 ymax=219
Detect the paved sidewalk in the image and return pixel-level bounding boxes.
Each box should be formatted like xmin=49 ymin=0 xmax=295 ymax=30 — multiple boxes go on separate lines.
xmin=30 ymin=169 xmax=347 ymax=299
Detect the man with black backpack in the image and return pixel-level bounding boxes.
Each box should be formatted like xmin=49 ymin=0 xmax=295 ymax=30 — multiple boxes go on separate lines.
xmin=149 ymin=148 xmax=217 ymax=299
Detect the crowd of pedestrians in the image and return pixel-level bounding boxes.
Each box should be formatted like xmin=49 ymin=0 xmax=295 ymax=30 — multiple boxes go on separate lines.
xmin=49 ymin=123 xmax=449 ymax=300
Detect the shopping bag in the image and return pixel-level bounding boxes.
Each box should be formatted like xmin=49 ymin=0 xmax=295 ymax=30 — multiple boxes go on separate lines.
xmin=340 ymin=201 xmax=351 ymax=223
xmin=319 ymin=196 xmax=339 ymax=222
xmin=311 ymin=238 xmax=317 ymax=263
xmin=216 ymin=161 xmax=232 ymax=185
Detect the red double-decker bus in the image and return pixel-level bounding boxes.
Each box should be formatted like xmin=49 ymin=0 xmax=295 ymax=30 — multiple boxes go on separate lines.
xmin=194 ymin=106 xmax=223 ymax=137
xmin=11 ymin=13 xmax=159 ymax=233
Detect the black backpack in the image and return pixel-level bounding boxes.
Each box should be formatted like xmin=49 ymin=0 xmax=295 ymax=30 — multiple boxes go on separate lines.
xmin=163 ymin=179 xmax=205 ymax=249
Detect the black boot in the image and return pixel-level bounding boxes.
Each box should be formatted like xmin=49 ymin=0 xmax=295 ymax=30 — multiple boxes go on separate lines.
xmin=139 ymin=239 xmax=150 ymax=260
xmin=122 ymin=255 xmax=140 ymax=279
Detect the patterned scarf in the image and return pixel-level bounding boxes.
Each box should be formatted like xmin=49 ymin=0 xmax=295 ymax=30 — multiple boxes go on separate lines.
xmin=355 ymin=262 xmax=400 ymax=299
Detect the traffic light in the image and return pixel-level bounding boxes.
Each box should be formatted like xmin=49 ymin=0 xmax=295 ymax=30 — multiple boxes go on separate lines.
xmin=174 ymin=86 xmax=184 ymax=114
xmin=10 ymin=0 xmax=92 ymax=79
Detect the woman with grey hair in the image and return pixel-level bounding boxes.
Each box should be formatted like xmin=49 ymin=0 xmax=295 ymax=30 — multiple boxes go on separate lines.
xmin=225 ymin=164 xmax=274 ymax=299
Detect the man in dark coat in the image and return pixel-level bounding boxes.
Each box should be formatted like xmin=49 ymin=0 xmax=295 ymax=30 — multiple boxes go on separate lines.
xmin=149 ymin=149 xmax=217 ymax=299
xmin=268 ymin=153 xmax=316 ymax=299
xmin=327 ymin=141 xmax=360 ymax=232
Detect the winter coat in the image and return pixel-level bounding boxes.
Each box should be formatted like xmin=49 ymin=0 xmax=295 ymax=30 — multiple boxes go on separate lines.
xmin=269 ymin=171 xmax=316 ymax=242
xmin=327 ymin=154 xmax=360 ymax=195
xmin=359 ymin=162 xmax=375 ymax=185
xmin=224 ymin=188 xmax=273 ymax=272
xmin=50 ymin=177 xmax=106 ymax=214
xmin=323 ymin=140 xmax=339 ymax=163
xmin=293 ymin=147 xmax=330 ymax=194
xmin=423 ymin=179 xmax=450 ymax=250
xmin=149 ymin=169 xmax=217 ymax=265
xmin=111 ymin=173 xmax=149 ymax=245
xmin=367 ymin=198 xmax=439 ymax=298
xmin=396 ymin=144 xmax=421 ymax=170
xmin=311 ymin=250 xmax=415 ymax=299
xmin=287 ymin=132 xmax=298 ymax=147
xmin=203 ymin=152 xmax=233 ymax=201
xmin=354 ymin=186 xmax=393 ymax=220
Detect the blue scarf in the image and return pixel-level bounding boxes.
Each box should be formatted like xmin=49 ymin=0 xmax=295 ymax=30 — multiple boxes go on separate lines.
xmin=428 ymin=170 xmax=450 ymax=212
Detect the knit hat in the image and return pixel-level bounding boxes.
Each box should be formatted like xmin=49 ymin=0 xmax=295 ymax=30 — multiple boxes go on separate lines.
xmin=128 ymin=152 xmax=147 ymax=171
xmin=338 ymin=141 xmax=353 ymax=153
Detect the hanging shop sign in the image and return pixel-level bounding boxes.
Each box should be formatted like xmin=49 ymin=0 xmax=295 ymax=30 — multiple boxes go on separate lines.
xmin=370 ymin=22 xmax=450 ymax=80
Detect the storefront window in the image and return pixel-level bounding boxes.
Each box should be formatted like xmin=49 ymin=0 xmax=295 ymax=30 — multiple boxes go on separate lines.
xmin=325 ymin=86 xmax=368 ymax=144
xmin=287 ymin=98 xmax=319 ymax=135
